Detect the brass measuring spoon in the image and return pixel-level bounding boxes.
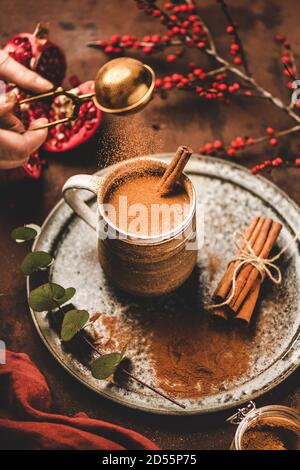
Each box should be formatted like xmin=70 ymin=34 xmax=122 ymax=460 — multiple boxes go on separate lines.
xmin=19 ymin=57 xmax=156 ymax=130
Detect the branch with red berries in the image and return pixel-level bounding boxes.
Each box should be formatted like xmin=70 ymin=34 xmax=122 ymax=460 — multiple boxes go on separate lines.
xmin=88 ymin=0 xmax=300 ymax=174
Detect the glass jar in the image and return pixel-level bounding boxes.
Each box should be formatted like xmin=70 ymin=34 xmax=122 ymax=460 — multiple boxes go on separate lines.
xmin=228 ymin=402 xmax=300 ymax=450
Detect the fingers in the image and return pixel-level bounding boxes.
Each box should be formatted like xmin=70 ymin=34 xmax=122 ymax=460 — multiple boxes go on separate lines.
xmin=0 ymin=92 xmax=25 ymax=133
xmin=0 ymin=117 xmax=48 ymax=170
xmin=0 ymin=91 xmax=16 ymax=117
xmin=0 ymin=50 xmax=53 ymax=93
xmin=0 ymin=112 xmax=25 ymax=133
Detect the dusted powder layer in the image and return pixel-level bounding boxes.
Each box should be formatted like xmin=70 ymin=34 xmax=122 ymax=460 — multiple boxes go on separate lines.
xmin=104 ymin=173 xmax=190 ymax=236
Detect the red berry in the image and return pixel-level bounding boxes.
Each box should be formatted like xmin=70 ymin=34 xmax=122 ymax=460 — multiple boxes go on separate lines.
xmin=214 ymin=139 xmax=223 ymax=150
xmin=246 ymin=137 xmax=254 ymax=145
xmin=143 ymin=46 xmax=153 ymax=54
xmin=295 ymin=158 xmax=300 ymax=166
xmin=197 ymin=41 xmax=206 ymax=49
xmin=167 ymin=54 xmax=176 ymax=62
xmin=231 ymin=43 xmax=239 ymax=52
xmin=218 ymin=83 xmax=227 ymax=91
xmin=234 ymin=57 xmax=242 ymax=65
xmin=155 ymin=79 xmax=163 ymax=89
xmin=171 ymin=73 xmax=181 ymax=82
xmin=266 ymin=127 xmax=274 ymax=135
xmin=110 ymin=34 xmax=120 ymax=44
xmin=104 ymin=45 xmax=114 ymax=53
xmin=204 ymin=143 xmax=213 ymax=153
xmin=227 ymin=148 xmax=235 ymax=157
xmin=152 ymin=9 xmax=161 ymax=17
xmin=275 ymin=34 xmax=285 ymax=42
xmin=269 ymin=138 xmax=278 ymax=146
xmin=226 ymin=26 xmax=234 ymax=34
xmin=164 ymin=82 xmax=172 ymax=90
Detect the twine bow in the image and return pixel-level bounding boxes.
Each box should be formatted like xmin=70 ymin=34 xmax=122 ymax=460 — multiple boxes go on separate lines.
xmin=211 ymin=228 xmax=299 ymax=310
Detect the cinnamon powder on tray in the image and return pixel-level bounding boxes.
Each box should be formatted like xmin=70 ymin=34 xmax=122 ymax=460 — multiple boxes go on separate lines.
xmin=147 ymin=313 xmax=250 ymax=398
xmin=89 ymin=307 xmax=251 ymax=400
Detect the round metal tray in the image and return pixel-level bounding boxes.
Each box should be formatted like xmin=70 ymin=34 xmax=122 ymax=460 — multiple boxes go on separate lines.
xmin=28 ymin=154 xmax=300 ymax=415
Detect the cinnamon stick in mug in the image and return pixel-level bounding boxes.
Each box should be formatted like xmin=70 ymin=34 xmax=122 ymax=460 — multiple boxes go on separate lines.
xmin=157 ymin=145 xmax=193 ymax=196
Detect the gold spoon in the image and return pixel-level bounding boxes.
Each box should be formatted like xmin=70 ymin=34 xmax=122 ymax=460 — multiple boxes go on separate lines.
xmin=18 ymin=57 xmax=156 ymax=130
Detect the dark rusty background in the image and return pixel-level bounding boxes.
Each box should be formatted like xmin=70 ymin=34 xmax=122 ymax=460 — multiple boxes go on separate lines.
xmin=1 ymin=0 xmax=300 ymax=450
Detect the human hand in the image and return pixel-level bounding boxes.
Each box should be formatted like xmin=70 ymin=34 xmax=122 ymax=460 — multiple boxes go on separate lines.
xmin=0 ymin=50 xmax=52 ymax=170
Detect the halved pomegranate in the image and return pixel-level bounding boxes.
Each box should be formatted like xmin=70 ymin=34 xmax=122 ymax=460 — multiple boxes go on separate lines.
xmin=44 ymin=80 xmax=102 ymax=153
xmin=3 ymin=23 xmax=66 ymax=87
xmin=0 ymin=151 xmax=43 ymax=184
xmin=1 ymin=25 xmax=102 ymax=180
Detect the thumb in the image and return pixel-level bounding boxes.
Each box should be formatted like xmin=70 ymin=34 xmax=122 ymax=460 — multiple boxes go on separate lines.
xmin=24 ymin=117 xmax=48 ymax=153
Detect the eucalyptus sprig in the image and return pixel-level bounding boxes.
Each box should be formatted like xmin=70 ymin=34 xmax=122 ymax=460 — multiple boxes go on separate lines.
xmin=11 ymin=224 xmax=185 ymax=408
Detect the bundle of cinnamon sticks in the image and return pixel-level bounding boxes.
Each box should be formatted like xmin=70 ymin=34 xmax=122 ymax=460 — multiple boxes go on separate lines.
xmin=212 ymin=216 xmax=282 ymax=325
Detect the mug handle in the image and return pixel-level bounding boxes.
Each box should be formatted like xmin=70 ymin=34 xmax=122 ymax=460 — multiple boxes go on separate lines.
xmin=62 ymin=174 xmax=104 ymax=231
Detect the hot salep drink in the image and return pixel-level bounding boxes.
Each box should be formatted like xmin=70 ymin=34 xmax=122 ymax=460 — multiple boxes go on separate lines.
xmin=63 ymin=147 xmax=197 ymax=296
xmin=97 ymin=149 xmax=197 ymax=296
xmin=104 ymin=171 xmax=191 ymax=237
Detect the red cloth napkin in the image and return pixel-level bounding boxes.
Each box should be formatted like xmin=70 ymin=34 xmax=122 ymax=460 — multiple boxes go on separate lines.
xmin=0 ymin=351 xmax=159 ymax=450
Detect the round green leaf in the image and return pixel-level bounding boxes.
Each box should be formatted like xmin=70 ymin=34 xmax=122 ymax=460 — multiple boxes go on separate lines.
xmin=28 ymin=282 xmax=65 ymax=312
xmin=11 ymin=225 xmax=39 ymax=243
xmin=57 ymin=287 xmax=76 ymax=307
xmin=91 ymin=352 xmax=123 ymax=380
xmin=21 ymin=251 xmax=53 ymax=275
xmin=61 ymin=309 xmax=89 ymax=342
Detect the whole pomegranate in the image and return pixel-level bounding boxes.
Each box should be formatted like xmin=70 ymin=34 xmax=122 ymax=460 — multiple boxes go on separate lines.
xmin=3 ymin=23 xmax=66 ymax=87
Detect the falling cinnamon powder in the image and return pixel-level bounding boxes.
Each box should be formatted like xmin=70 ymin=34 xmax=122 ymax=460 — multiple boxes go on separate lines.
xmin=97 ymin=114 xmax=162 ymax=167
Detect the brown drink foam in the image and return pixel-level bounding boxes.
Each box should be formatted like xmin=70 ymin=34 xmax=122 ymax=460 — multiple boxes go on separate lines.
xmin=104 ymin=170 xmax=190 ymax=237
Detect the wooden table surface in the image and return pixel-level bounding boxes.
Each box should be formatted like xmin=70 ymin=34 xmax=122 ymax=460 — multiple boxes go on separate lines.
xmin=1 ymin=0 xmax=300 ymax=450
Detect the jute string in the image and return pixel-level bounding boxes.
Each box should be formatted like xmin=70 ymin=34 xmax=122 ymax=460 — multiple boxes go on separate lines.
xmin=211 ymin=228 xmax=299 ymax=309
